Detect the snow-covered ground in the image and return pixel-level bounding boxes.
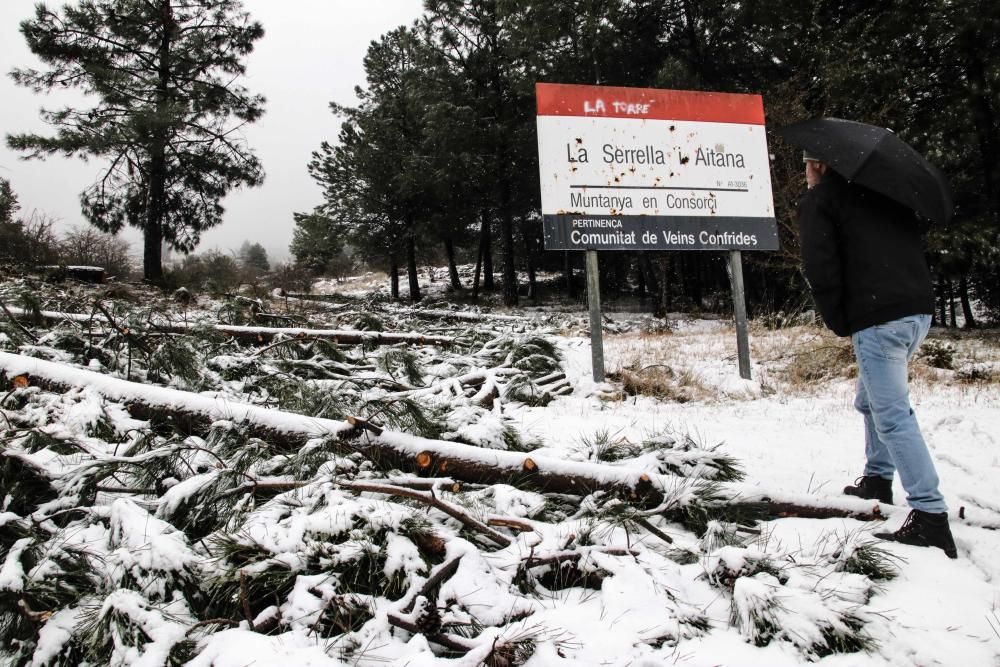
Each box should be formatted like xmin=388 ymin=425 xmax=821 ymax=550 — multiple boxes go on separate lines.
xmin=526 ymin=331 xmax=1000 ymax=666
xmin=1 ymin=279 xmax=998 ymax=666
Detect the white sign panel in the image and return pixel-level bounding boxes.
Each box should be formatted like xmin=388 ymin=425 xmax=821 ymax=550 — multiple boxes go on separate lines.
xmin=536 ymin=83 xmax=778 ymax=251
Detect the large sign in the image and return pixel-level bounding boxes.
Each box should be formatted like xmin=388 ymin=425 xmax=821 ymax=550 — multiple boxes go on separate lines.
xmin=536 ymin=83 xmax=778 ymax=251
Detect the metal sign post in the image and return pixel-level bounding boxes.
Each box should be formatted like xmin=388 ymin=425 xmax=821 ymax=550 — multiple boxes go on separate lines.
xmin=726 ymin=250 xmax=752 ymax=379
xmin=535 ymin=83 xmax=777 ymax=380
xmin=585 ymin=250 xmax=605 ymax=382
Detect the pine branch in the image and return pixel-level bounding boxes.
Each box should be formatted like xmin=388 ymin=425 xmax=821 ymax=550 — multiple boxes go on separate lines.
xmin=635 ymin=517 xmax=675 ymax=544
xmin=0 ymin=297 xmax=39 ymax=342
xmin=400 ymin=556 xmax=464 ymax=615
xmin=386 ymin=612 xmax=477 ymax=652
xmin=339 ymin=480 xmax=512 ymax=548
xmin=522 ymin=547 xmax=638 ymax=569
xmin=93 ymin=300 xmax=152 ymax=354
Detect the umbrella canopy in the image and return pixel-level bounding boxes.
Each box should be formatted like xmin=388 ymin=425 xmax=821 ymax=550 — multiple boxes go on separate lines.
xmin=774 ymin=117 xmax=953 ymax=224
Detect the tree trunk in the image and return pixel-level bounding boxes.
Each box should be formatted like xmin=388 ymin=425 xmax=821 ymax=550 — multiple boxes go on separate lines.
xmin=444 ymin=238 xmax=462 ymax=291
xmin=937 ymin=275 xmax=947 ymax=326
xmin=564 ymin=251 xmax=576 ymax=298
xmin=520 ymin=218 xmax=536 ymax=301
xmin=636 ymin=255 xmax=646 ymax=298
xmin=480 ymin=210 xmax=494 ymax=291
xmin=389 ymin=254 xmax=400 ymax=300
xmin=144 ymin=0 xmax=174 ymax=285
xmin=658 ymin=256 xmax=672 ymax=317
xmin=406 ymin=224 xmax=421 ymax=303
xmin=691 ymin=254 xmax=704 ymax=308
xmin=959 ymin=275 xmax=976 ymax=328
xmin=143 ymin=220 xmax=164 ymax=285
xmin=639 ymin=252 xmax=659 ymax=300
xmin=948 ymin=279 xmax=957 ymax=327
xmin=471 ymin=244 xmax=483 ymax=300
xmin=500 ymin=188 xmax=517 ymax=307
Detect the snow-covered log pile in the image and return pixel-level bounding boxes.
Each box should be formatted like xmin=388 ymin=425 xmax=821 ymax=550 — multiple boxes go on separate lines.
xmin=0 ymin=280 xmax=906 ymax=665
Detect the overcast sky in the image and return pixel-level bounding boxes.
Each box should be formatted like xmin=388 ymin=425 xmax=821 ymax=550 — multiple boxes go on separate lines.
xmin=0 ymin=0 xmax=425 ymax=263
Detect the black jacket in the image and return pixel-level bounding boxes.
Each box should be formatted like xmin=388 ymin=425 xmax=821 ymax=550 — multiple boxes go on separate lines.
xmin=796 ymin=171 xmax=935 ymax=336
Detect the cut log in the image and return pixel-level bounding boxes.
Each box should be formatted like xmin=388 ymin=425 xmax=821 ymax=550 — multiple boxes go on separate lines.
xmin=416 ymin=451 xmax=434 ymax=470
xmin=535 ymin=372 xmax=566 ymax=385
xmin=0 ymin=351 xmax=352 ymax=447
xmin=761 ymin=499 xmax=884 ymax=522
xmin=0 ymin=351 xmax=680 ymax=505
xmin=169 ymin=323 xmax=456 ymax=347
xmin=3 ymin=307 xmax=455 ymax=347
xmin=273 ymin=295 xmax=351 ymax=315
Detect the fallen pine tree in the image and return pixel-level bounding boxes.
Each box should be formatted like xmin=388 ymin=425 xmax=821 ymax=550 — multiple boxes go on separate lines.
xmin=0 ymin=350 xmax=887 ymax=522
xmin=1 ymin=306 xmax=456 ymax=346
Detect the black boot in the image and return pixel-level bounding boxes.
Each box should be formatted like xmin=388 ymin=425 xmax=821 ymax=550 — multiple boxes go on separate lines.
xmin=843 ymin=475 xmax=893 ymax=504
xmin=874 ymin=510 xmax=958 ymax=559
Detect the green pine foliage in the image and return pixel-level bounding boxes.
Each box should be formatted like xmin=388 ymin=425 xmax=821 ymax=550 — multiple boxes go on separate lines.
xmin=378 ymin=348 xmax=426 ymax=386
xmin=640 ymin=430 xmax=746 ymax=482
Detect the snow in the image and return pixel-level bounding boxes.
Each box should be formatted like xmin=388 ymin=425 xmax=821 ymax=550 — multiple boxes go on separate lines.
xmin=0 ymin=350 xmax=355 ymax=441
xmin=187 ymin=628 xmax=347 ymax=666
xmin=95 ymin=589 xmax=194 ymax=667
xmin=0 ymin=537 xmax=31 ymax=592
xmin=108 ymin=498 xmax=200 ymax=601
xmin=30 ymin=607 xmax=83 ymax=667
xmin=2 ymin=292 xmax=999 ymax=666
xmin=384 ymin=532 xmax=427 ymax=579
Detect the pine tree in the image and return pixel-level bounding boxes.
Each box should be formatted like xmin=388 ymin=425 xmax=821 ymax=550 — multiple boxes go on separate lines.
xmin=0 ymin=178 xmax=19 ymax=226
xmin=423 ymin=0 xmax=538 ymax=306
xmin=0 ymin=178 xmax=24 ymax=265
xmin=7 ymin=0 xmax=265 ymax=283
xmin=308 ymin=28 xmax=435 ymax=302
xmin=238 ymin=241 xmax=270 ymax=274
xmin=289 ymin=210 xmax=345 ymax=275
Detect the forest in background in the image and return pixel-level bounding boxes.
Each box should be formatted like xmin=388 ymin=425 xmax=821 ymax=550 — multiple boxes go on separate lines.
xmin=291 ymin=0 xmax=1000 ymax=324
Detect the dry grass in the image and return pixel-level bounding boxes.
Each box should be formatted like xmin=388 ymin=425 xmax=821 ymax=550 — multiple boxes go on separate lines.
xmin=604 ymin=320 xmax=1000 ymax=402
xmin=605 ymin=324 xmax=733 ymax=403
xmin=614 ymin=363 xmax=713 ymax=403
xmin=768 ymin=338 xmax=857 ymax=388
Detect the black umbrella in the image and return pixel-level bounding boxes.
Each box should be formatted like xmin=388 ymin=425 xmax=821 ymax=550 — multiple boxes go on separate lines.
xmin=774 ymin=117 xmax=953 ymax=224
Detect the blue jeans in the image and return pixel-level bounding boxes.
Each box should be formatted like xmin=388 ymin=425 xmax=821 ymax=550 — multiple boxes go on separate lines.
xmin=852 ymin=314 xmax=946 ymax=513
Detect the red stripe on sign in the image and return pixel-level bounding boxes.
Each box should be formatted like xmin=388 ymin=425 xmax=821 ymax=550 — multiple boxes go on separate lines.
xmin=536 ymin=82 xmax=765 ymax=124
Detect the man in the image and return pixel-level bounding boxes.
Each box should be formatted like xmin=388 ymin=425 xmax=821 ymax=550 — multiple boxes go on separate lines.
xmin=797 ymin=151 xmax=957 ymax=559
